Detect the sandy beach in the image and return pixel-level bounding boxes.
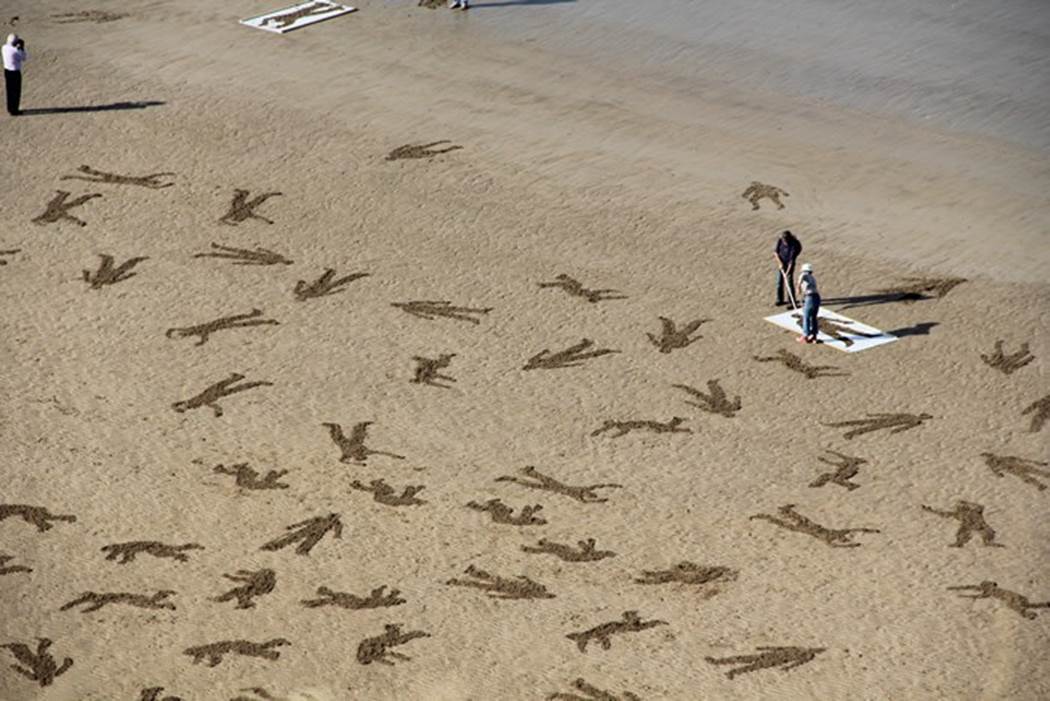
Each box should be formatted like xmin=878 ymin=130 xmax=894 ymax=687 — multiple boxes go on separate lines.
xmin=1 ymin=1 xmax=1048 ymax=699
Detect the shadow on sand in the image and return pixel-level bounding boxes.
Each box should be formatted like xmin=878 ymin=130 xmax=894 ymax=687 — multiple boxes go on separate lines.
xmin=887 ymin=322 xmax=938 ymax=338
xmin=469 ymin=0 xmax=576 ymax=7
xmin=823 ymin=292 xmax=932 ymax=311
xmin=20 ymin=101 xmax=166 ymax=115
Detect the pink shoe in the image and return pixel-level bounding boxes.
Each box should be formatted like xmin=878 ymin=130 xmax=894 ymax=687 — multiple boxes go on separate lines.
xmin=797 ymin=335 xmax=808 ymax=343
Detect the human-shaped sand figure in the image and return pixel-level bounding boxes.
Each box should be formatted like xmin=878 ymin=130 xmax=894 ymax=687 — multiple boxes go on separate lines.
xmin=921 ymin=500 xmax=1004 ymax=548
xmin=742 ymin=181 xmax=789 ymax=210
xmin=705 ymin=646 xmax=825 ymax=679
xmin=948 ymin=581 xmax=1050 ymax=620
xmin=980 ymin=452 xmax=1049 ymax=491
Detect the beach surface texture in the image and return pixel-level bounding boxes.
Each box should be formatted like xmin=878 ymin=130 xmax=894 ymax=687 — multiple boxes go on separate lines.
xmin=1 ymin=1 xmax=1047 ymax=699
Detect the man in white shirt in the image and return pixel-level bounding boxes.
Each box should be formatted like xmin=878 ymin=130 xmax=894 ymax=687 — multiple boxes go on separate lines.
xmin=3 ymin=34 xmax=27 ymax=116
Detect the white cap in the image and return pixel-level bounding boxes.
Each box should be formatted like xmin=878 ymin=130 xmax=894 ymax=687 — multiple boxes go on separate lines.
xmin=800 ymin=263 xmax=813 ymax=272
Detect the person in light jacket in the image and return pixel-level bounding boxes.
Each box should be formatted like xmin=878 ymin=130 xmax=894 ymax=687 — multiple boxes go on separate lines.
xmin=2 ymin=34 xmax=27 ymax=116
xmin=796 ymin=262 xmax=820 ymax=343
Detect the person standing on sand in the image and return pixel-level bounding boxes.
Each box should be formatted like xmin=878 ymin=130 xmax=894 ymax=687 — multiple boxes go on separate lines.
xmin=796 ymin=262 xmax=820 ymax=343
xmin=448 ymin=0 xmax=470 ymax=9
xmin=3 ymin=34 xmax=27 ymax=116
xmin=773 ymin=230 xmax=802 ymax=307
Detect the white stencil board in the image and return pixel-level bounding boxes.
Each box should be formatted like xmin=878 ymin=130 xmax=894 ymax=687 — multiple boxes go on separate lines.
xmin=241 ymin=1 xmax=357 ymax=34
xmin=765 ymin=307 xmax=898 ymax=353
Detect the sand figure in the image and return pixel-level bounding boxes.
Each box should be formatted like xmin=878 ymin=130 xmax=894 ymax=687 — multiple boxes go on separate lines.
xmin=294 ymin=268 xmax=370 ymax=301
xmin=32 ymin=190 xmax=101 ymax=226
xmin=60 ymin=589 xmax=176 ymax=613
xmin=466 ymin=498 xmax=547 ymax=526
xmin=349 ymin=478 xmax=426 ymax=506
xmin=261 ymin=2 xmax=340 ymax=30
xmin=411 ymin=353 xmax=456 ymax=388
xmin=590 ymin=417 xmax=691 ymax=439
xmin=673 ymin=380 xmax=741 ymax=418
xmin=322 ymin=421 xmax=406 ymax=465
xmin=101 ymin=541 xmax=203 ymax=564
xmin=647 ymin=316 xmax=709 ymax=353
xmin=1021 ymin=395 xmax=1050 ymax=433
xmin=219 ymin=189 xmax=282 ymax=225
xmin=193 ymin=242 xmax=293 ymax=266
xmin=392 ymin=300 xmax=493 ymax=324
xmin=817 ymin=317 xmax=882 ymax=346
xmin=51 ymin=10 xmax=126 ymax=23
xmin=166 ymin=309 xmax=278 ymax=346
xmin=386 ymin=140 xmax=463 ymax=161
xmin=60 ymin=165 xmax=174 ymax=188
xmin=0 ymin=248 xmax=19 ymax=265
xmin=211 ymin=569 xmax=276 ymax=609
xmin=522 ymin=537 xmax=616 ymax=562
xmin=980 ymin=340 xmax=1035 ymax=375
xmin=183 ymin=639 xmax=290 ymax=667
xmin=921 ymin=500 xmax=1004 ymax=548
xmin=980 ymin=452 xmax=1049 ymax=491
xmin=82 ymin=254 xmax=148 ymax=289
xmin=261 ymin=513 xmax=342 ymax=556
xmin=0 ymin=554 xmax=32 ymax=575
xmin=524 ymin=338 xmax=620 ymax=371
xmin=302 ymin=585 xmax=406 ymax=610
xmin=213 ymin=463 xmax=290 ymax=490
xmin=741 ymin=181 xmax=788 ymax=210
xmin=750 ymin=504 xmax=879 ymax=547
xmin=229 ymin=689 xmax=284 ymax=701
xmin=495 ymin=465 xmax=622 ymax=503
xmin=634 ymin=562 xmax=737 ymax=589
xmin=754 ymin=349 xmax=847 ymax=379
xmin=877 ymin=276 xmax=966 ymax=302
xmin=547 ymin=678 xmax=641 ymax=701
xmin=704 ymin=646 xmax=825 ymax=680
xmin=948 ymin=581 xmax=1050 ymax=620
xmin=787 ymin=312 xmax=881 ymax=348
xmin=824 ymin=412 xmax=933 ymax=439
xmin=139 ymin=687 xmax=183 ymax=701
xmin=1 ymin=638 xmax=73 ymax=687
xmin=446 ymin=565 xmax=555 ymax=600
xmin=356 ymin=624 xmax=429 ymax=665
xmin=566 ymin=611 xmax=667 ymax=653
xmin=809 ymin=450 xmax=867 ymax=491
xmin=538 ymin=274 xmax=627 ymax=304
xmin=0 ymin=504 xmax=76 ymax=532
xmin=172 ymin=373 xmax=273 ymax=417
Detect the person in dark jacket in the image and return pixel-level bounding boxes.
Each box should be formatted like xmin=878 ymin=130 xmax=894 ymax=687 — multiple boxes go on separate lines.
xmin=773 ymin=230 xmax=802 ymax=306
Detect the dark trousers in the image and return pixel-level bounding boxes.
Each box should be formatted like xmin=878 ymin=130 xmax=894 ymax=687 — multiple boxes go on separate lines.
xmin=4 ymin=69 xmax=21 ymax=115
xmin=776 ymin=261 xmax=796 ymax=304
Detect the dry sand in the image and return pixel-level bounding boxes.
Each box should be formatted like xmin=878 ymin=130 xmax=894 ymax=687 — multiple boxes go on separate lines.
xmin=1 ymin=1 xmax=1048 ymax=700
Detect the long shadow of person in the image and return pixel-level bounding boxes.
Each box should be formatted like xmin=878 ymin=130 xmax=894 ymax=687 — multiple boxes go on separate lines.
xmin=20 ymin=101 xmax=165 ymax=115
xmin=888 ymin=322 xmax=938 ymax=337
xmin=467 ymin=0 xmax=576 ymax=7
xmin=822 ymin=292 xmax=932 ymax=310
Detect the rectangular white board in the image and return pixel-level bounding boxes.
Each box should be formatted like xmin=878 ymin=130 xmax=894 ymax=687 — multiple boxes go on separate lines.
xmin=765 ymin=307 xmax=898 ymax=353
xmin=241 ymin=1 xmax=356 ymax=34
